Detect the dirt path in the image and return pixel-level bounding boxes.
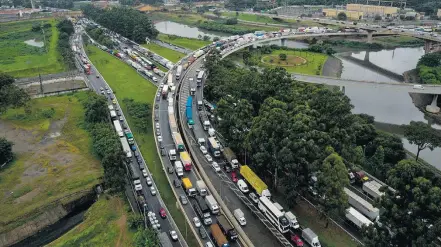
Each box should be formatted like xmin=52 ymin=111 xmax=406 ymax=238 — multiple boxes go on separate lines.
xmin=115 ymin=201 xmax=128 ymax=247
xmin=322 ymin=56 xmax=342 ymax=77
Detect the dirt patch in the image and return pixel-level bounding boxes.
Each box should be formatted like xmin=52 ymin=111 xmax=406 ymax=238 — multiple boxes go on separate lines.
xmin=0 ymin=121 xmax=37 ymax=154
xmin=322 ymin=56 xmax=343 ymax=77
xmin=115 ymin=200 xmax=128 ymax=247
xmin=21 ymin=80 xmax=87 ymax=96
xmin=14 ymin=188 xmax=42 ymax=204
xmin=262 ymin=54 xmax=307 ymax=67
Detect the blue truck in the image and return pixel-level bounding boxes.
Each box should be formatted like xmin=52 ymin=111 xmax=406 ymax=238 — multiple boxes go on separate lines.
xmin=186 ymin=96 xmax=195 ymax=126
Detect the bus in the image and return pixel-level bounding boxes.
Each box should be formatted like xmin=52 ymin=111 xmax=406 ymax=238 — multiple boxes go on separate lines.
xmin=176 ymin=65 xmax=183 ymax=80
xmin=258 ymin=196 xmax=289 ymax=233
xmin=158 ymin=232 xmax=173 ymax=247
xmin=167 ymin=73 xmax=173 ymax=87
xmin=196 ymin=70 xmax=205 ymax=87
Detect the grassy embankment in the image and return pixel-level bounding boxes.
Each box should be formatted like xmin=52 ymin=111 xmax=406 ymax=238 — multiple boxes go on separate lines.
xmin=143 ymin=42 xmax=185 ymax=63
xmin=0 ymin=92 xmax=102 ymax=234
xmin=48 ymin=196 xmax=133 ymax=246
xmin=220 ymin=11 xmax=281 ymax=24
xmin=260 ymin=49 xmax=328 ymax=75
xmin=85 ymin=44 xmax=198 ymax=246
xmin=157 ymin=33 xmax=210 ymax=51
xmin=0 ymin=19 xmax=66 ymax=78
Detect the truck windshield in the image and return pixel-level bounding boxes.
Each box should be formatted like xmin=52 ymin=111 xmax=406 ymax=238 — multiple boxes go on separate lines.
xmin=280 ymin=216 xmax=290 ymax=227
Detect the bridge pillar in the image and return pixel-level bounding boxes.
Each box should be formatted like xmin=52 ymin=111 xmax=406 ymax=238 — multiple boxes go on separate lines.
xmin=281 ymin=38 xmax=286 ymax=47
xmin=366 ymin=30 xmax=374 ymax=44
xmin=424 ymin=40 xmax=441 ymax=54
xmin=364 ymin=51 xmax=370 ymax=61
xmin=426 ymin=94 xmax=440 ymax=113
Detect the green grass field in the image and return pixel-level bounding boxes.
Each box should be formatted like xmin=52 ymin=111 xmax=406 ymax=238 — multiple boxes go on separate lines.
xmin=48 ymin=196 xmax=134 ymax=247
xmin=221 ymin=12 xmax=280 ymax=24
xmin=0 ymin=19 xmax=66 ymax=78
xmin=85 ymin=44 xmax=198 ymax=246
xmin=261 ymin=49 xmax=328 ymax=75
xmin=158 ymin=33 xmax=210 ymax=51
xmin=0 ymin=92 xmax=102 ymax=233
xmin=143 ymin=43 xmax=185 ymax=63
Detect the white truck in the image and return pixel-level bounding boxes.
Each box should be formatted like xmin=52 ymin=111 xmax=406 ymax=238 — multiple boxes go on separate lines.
xmin=197 ymin=138 xmax=206 ymax=146
xmin=196 ymin=180 xmax=208 ymax=197
xmin=198 ymin=111 xmax=211 ymax=130
xmin=345 ymin=207 xmax=373 ymax=229
xmin=205 ymin=195 xmax=219 ymax=214
xmin=363 ymin=180 xmax=384 ymax=199
xmin=208 ymin=128 xmax=215 ymax=137
xmin=344 ymin=187 xmax=380 ymax=221
xmin=108 ymin=104 xmax=114 ymax=111
xmin=302 ymin=228 xmax=321 ymax=247
xmin=120 ymin=137 xmax=132 ymax=158
xmin=284 ymin=211 xmax=300 ymax=229
xmin=233 ymin=209 xmax=246 ymax=226
xmin=110 ymin=110 xmax=117 ymax=119
xmin=113 ymin=120 xmax=124 ymax=137
xmin=174 ymin=161 xmax=183 ymax=177
xmin=223 ymin=147 xmax=239 ymax=169
xmin=169 ymin=149 xmax=177 ymax=161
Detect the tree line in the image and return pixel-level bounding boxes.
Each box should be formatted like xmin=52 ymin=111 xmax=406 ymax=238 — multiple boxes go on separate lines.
xmin=82 ymin=92 xmax=127 ymax=193
xmin=203 ymin=51 xmax=441 ymax=246
xmin=56 ymin=19 xmax=76 ymax=69
xmin=416 ymin=52 xmax=441 ymax=84
xmin=85 ymin=26 xmax=115 ymax=49
xmin=82 ymin=6 xmax=158 ymax=44
xmin=122 ymin=98 xmax=151 ymax=134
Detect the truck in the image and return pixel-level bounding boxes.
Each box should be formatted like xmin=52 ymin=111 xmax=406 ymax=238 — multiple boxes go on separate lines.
xmin=284 ymin=211 xmax=300 ymax=229
xmin=208 ymin=127 xmax=215 ymax=137
xmin=217 ymin=214 xmax=238 ymax=241
xmin=223 ymin=147 xmax=240 ymax=169
xmin=196 ymin=180 xmax=208 ymax=196
xmin=162 ymin=85 xmax=169 ymax=99
xmin=302 ymin=228 xmax=321 ymax=247
xmin=205 ymin=195 xmax=219 ymax=214
xmin=233 ymin=209 xmax=246 ymax=226
xmin=193 ymin=196 xmax=212 ymax=225
xmin=240 ymin=165 xmax=271 ymax=199
xmin=363 ymin=180 xmax=384 ymax=199
xmin=120 ymin=137 xmax=132 ymax=158
xmin=186 ymin=96 xmax=194 ymax=126
xmin=110 ymin=110 xmax=117 ymax=119
xmin=176 ymin=65 xmax=182 ymax=80
xmin=345 ymin=207 xmax=373 ymax=229
xmin=174 ymin=161 xmax=184 ymax=177
xmin=158 ymin=232 xmax=173 ymax=247
xmin=196 ymin=70 xmax=205 ymax=87
xmin=125 ymin=131 xmax=134 ymax=145
xmin=167 ymin=73 xmax=173 ymax=87
xmin=199 ymin=111 xmax=211 ymax=130
xmin=197 ymin=100 xmax=203 ymax=110
xmin=208 ymin=137 xmax=221 ymax=157
xmin=344 ymin=187 xmax=379 ymax=221
xmin=172 ymin=132 xmax=185 ymax=152
xmin=113 ymin=120 xmax=124 ymax=137
xmin=169 ymin=149 xmax=177 ymax=161
xmin=180 ymin=151 xmax=192 ymax=171
xmin=182 ymin=177 xmax=197 ymax=196
xmin=108 ymin=104 xmax=114 ymax=111
xmin=210 ymin=224 xmax=230 ymax=247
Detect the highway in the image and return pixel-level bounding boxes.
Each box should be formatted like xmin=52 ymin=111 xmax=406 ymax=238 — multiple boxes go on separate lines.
xmin=73 ymin=25 xmax=186 ymax=247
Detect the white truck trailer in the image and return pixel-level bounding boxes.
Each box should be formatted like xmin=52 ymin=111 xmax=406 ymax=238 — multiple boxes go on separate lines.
xmin=302 ymin=228 xmax=321 ymax=247
xmin=345 ymin=207 xmax=373 ymax=229
xmin=113 ymin=120 xmax=124 ymax=137
xmin=363 ymin=180 xmax=384 ymax=199
xmin=205 ymin=195 xmax=219 ymax=214
xmin=119 ymin=137 xmax=132 ymax=158
xmin=344 ymin=187 xmax=380 ymax=221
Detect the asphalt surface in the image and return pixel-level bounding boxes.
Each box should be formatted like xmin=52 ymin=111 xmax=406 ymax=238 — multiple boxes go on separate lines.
xmin=180 ymin=57 xmax=284 ymax=247
xmin=73 ymin=26 xmax=184 ymax=247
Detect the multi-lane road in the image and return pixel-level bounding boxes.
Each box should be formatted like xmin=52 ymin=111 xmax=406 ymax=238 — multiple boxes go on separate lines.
xmin=73 ymin=26 xmax=186 ymax=247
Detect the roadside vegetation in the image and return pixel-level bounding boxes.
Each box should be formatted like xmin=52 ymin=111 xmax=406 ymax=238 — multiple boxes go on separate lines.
xmin=0 ymin=19 xmax=66 ymax=78
xmin=85 ymin=44 xmax=198 ymax=246
xmin=56 ymin=19 xmax=76 ymax=70
xmin=0 ymin=90 xmax=102 ymax=234
xmin=158 ymin=33 xmax=211 ymax=50
xmin=322 ymin=36 xmax=424 ymax=51
xmin=142 ymin=43 xmax=185 ymax=63
xmin=204 ymin=51 xmax=441 ymax=246
xmin=416 ymin=51 xmax=441 ymax=84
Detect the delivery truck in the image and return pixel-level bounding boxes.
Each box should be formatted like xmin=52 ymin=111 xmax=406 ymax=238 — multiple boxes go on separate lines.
xmin=345 ymin=207 xmax=373 ymax=229
xmin=174 ymin=161 xmax=184 ymax=177
xmin=180 ymin=151 xmax=192 ymax=171
xmin=233 ymin=209 xmax=246 ymax=226
xmin=240 ymin=165 xmax=271 ymax=199
xmin=210 ymin=224 xmax=230 ymax=247
xmin=217 ymin=214 xmax=238 ymax=241
xmin=205 ymin=195 xmax=219 ymax=214
xmin=196 ymin=180 xmax=208 ymax=196
xmin=223 ymin=147 xmax=239 ymax=169
xmin=182 ymin=177 xmax=197 ymax=196
xmin=302 ymin=228 xmax=321 ymax=247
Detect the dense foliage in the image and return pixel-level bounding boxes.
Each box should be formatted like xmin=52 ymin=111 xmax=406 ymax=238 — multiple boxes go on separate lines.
xmin=56 ymin=19 xmax=75 ymax=69
xmin=198 ymin=21 xmax=261 ymax=35
xmin=0 ymin=137 xmax=14 ymax=165
xmin=122 ymin=98 xmax=151 ymax=134
xmin=417 ymin=52 xmax=441 ymax=84
xmin=0 ymin=73 xmax=29 ymax=113
xmin=86 ymin=26 xmax=115 ymax=49
xmin=402 ymin=121 xmax=441 ymax=161
xmin=82 ymin=6 xmax=158 ymax=44
xmin=82 ymin=92 xmax=127 ymax=193
xmin=41 ymin=0 xmax=73 ymax=9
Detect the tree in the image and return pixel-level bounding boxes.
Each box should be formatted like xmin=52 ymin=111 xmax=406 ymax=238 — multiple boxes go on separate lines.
xmin=0 ymin=137 xmax=14 ymax=165
xmin=213 ymin=36 xmax=220 ymax=42
xmin=279 ymin=53 xmax=287 ymax=61
xmin=337 ymin=12 xmax=347 ymax=21
xmin=203 ymin=35 xmax=210 ymax=41
xmin=133 ymin=228 xmax=160 ymax=247
xmin=225 ymin=18 xmax=238 ymax=25
xmin=402 ymin=121 xmax=441 ymax=160
xmin=316 ymin=152 xmax=349 ymax=227
xmin=101 ymin=150 xmax=127 ymax=193
xmin=374 ymin=15 xmax=382 ymax=21
xmin=0 ymin=73 xmax=29 ymax=113
xmin=417 ymin=52 xmax=441 ymax=67
xmin=83 ymin=92 xmax=108 ymax=123
xmin=123 ymin=98 xmax=151 ymax=133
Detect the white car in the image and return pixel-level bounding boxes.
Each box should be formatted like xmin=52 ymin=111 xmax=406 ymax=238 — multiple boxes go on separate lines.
xmin=106 ymin=89 xmax=111 ymax=94
xmin=150 ymin=186 xmax=157 ymax=196
xmin=157 ymin=136 xmax=163 ymax=142
xmin=142 ymin=169 xmax=148 ymax=177
xmin=200 ymin=146 xmax=208 ymax=154
xmin=413 ymin=84 xmax=424 ymax=90
xmin=189 ymin=78 xmax=194 ymax=82
xmin=170 ymin=230 xmax=178 ymax=241
xmin=193 ymin=217 xmax=201 ymax=228
xmin=146 ymin=176 xmax=152 ymax=186
xmin=134 ymin=179 xmax=142 ymax=191
xmin=212 ymin=162 xmax=221 ymax=172
xmin=155 ymin=123 xmax=160 ymax=129
xmin=204 ymin=154 xmax=213 ymax=162
xmin=249 ymin=192 xmax=259 ymax=204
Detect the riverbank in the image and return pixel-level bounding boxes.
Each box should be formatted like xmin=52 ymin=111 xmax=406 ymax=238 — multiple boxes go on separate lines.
xmin=157 ymin=33 xmax=210 ymax=50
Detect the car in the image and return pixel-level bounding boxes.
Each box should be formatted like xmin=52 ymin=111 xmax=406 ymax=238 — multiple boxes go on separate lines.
xmin=168 ymin=166 xmax=174 ymax=174
xmin=96 ymin=75 xmax=100 ymax=78
xmin=159 ymin=208 xmax=167 ymax=218
xmin=224 ymin=165 xmax=232 ymax=173
xmin=199 ymin=227 xmax=207 ymax=239
xmin=122 ymin=122 xmax=127 ymax=129
xmin=131 ymin=145 xmax=137 ymax=151
xmin=169 ymin=230 xmax=178 ymax=241
xmin=249 ymin=192 xmax=259 ymax=204
xmin=100 ymin=87 xmax=104 ymax=91
xmin=159 ymin=83 xmax=164 ymax=88
xmin=155 ymin=104 xmax=159 ymax=109
xmin=291 ymin=234 xmax=304 ymax=247
xmin=204 ymin=154 xmax=212 ymax=162
xmin=193 ymin=217 xmax=201 ymax=228
xmin=231 ymin=171 xmax=238 ymax=183
xmin=119 ymin=116 xmax=124 ymax=121
xmin=155 ymin=123 xmax=160 ymax=129
xmin=150 ymin=186 xmax=157 ymax=196
xmin=146 ymin=176 xmax=152 ymax=186
xmin=157 ymin=136 xmax=163 ymax=142
xmin=212 ymin=162 xmax=221 ymax=172
xmin=101 ymin=90 xmax=105 ymax=95
xmin=180 ymin=194 xmax=188 ymax=205
xmin=112 ymin=98 xmax=117 ymax=104
xmin=174 ymin=179 xmax=182 ymax=188
xmin=200 ymin=146 xmax=207 ymax=154
xmin=205 ymin=242 xmax=214 ymax=247
xmin=107 ymin=90 xmax=111 ymax=94
xmin=161 ymin=148 xmax=166 ymax=156
xmin=134 ymin=151 xmax=139 ymax=157
xmin=117 ymin=111 xmax=122 ymax=116
xmin=156 ymin=128 xmax=161 ymax=136
xmin=134 ymin=179 xmax=142 ymax=191
xmin=413 ymin=84 xmax=424 ymax=90
xmin=142 ymin=169 xmax=148 ymax=177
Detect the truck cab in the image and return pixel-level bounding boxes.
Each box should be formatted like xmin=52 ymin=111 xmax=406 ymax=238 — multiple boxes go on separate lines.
xmin=182 ymin=177 xmax=197 ymax=196
xmin=174 ymin=161 xmax=184 ymax=177
xmin=169 ymin=149 xmax=177 ymax=161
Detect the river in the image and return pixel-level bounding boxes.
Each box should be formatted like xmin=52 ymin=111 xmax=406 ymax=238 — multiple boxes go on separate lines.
xmin=155 ymin=21 xmax=441 ymax=170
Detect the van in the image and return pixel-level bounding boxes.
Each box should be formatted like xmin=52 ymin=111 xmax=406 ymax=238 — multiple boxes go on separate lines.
xmin=413 ymin=84 xmax=424 ymax=90
xmin=234 ymin=209 xmax=246 ymax=226
xmin=237 ymin=179 xmax=249 ymax=193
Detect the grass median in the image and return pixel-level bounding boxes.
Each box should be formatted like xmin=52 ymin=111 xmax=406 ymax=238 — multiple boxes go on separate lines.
xmin=158 ymin=33 xmax=210 ymax=51
xmin=260 ymin=49 xmax=328 ymax=75
xmin=143 ymin=43 xmax=185 ymax=63
xmin=85 ymin=44 xmax=198 ymax=246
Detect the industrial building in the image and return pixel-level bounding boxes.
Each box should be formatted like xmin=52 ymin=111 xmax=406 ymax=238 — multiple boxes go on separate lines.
xmin=274 ymin=5 xmax=328 ymax=17
xmin=322 ymin=9 xmax=363 ymax=20
xmin=346 ymin=4 xmax=398 ymax=17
